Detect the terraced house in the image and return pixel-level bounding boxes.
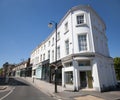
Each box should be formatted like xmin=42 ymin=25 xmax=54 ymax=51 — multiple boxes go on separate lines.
xmin=30 ymin=5 xmax=117 ymax=92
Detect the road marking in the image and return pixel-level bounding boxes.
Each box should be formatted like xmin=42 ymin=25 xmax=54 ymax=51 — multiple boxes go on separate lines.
xmin=0 ymin=87 xmax=15 ymax=100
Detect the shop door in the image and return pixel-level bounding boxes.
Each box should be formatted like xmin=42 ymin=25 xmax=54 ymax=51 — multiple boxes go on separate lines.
xmin=87 ymin=71 xmax=93 ymax=88
xmin=80 ymin=71 xmax=87 ymax=88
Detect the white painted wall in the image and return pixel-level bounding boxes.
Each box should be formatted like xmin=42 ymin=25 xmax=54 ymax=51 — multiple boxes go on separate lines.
xmin=30 ymin=5 xmax=117 ymax=91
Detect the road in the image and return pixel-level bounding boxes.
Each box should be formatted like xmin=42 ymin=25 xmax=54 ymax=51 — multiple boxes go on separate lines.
xmin=0 ymin=78 xmax=56 ymax=100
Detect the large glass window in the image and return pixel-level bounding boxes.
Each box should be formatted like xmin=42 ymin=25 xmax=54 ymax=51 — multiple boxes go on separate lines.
xmin=65 ymin=39 xmax=69 ymax=55
xmin=78 ymin=35 xmax=87 ymax=51
xmin=77 ymin=15 xmax=84 ymax=25
xmin=65 ymin=71 xmax=73 ymax=84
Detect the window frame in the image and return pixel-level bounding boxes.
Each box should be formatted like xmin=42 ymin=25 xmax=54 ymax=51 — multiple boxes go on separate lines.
xmin=78 ymin=34 xmax=88 ymax=52
xmin=52 ymin=37 xmax=54 ymax=46
xmin=65 ymin=39 xmax=69 ymax=55
xmin=76 ymin=13 xmax=86 ymax=26
xmin=57 ymin=46 xmax=60 ymax=59
xmin=65 ymin=71 xmax=73 ymax=84
xmin=57 ymin=32 xmax=60 ymax=41
xmin=52 ymin=50 xmax=54 ymax=61
xmin=48 ymin=50 xmax=50 ymax=60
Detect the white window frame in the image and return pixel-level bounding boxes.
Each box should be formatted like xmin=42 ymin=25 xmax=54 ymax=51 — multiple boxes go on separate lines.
xmin=65 ymin=39 xmax=69 ymax=55
xmin=48 ymin=50 xmax=50 ymax=60
xmin=78 ymin=33 xmax=88 ymax=52
xmin=52 ymin=37 xmax=54 ymax=46
xmin=43 ymin=53 xmax=45 ymax=60
xmin=52 ymin=50 xmax=54 ymax=61
xmin=65 ymin=22 xmax=68 ymax=31
xmin=76 ymin=13 xmax=86 ymax=26
xmin=57 ymin=32 xmax=60 ymax=41
xmin=57 ymin=46 xmax=60 ymax=59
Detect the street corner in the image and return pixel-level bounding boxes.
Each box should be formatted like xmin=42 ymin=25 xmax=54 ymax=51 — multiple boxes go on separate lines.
xmin=74 ymin=95 xmax=104 ymax=100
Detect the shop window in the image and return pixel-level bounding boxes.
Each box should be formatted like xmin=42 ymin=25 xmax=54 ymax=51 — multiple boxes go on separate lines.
xmin=65 ymin=71 xmax=73 ymax=84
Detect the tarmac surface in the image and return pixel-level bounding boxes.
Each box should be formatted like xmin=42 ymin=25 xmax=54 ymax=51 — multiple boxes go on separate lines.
xmin=0 ymin=77 xmax=120 ymax=100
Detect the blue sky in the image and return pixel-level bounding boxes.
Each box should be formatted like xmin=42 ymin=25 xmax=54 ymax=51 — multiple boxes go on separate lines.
xmin=0 ymin=0 xmax=120 ymax=67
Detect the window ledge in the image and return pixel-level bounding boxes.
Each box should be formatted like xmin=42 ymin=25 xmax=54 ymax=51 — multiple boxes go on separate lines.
xmin=64 ymin=30 xmax=69 ymax=34
xmin=76 ymin=23 xmax=88 ymax=27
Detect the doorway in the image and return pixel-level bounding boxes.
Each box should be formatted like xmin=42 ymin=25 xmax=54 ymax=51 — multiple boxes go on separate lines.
xmin=80 ymin=71 xmax=93 ymax=88
xmin=80 ymin=71 xmax=87 ymax=88
xmin=87 ymin=71 xmax=93 ymax=88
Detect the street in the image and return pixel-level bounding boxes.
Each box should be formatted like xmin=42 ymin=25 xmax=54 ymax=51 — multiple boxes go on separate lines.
xmin=0 ymin=78 xmax=55 ymax=100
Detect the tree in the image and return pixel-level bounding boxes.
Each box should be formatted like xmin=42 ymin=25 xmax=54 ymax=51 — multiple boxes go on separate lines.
xmin=0 ymin=68 xmax=3 ymax=76
xmin=114 ymin=57 xmax=120 ymax=80
xmin=2 ymin=62 xmax=9 ymax=76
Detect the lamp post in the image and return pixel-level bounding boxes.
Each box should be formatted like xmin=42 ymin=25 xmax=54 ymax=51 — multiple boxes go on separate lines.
xmin=48 ymin=21 xmax=58 ymax=93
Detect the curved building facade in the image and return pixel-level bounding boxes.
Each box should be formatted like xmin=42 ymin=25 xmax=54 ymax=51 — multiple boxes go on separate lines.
xmin=30 ymin=5 xmax=117 ymax=91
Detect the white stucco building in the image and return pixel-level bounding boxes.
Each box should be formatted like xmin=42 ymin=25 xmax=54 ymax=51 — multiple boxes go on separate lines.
xmin=30 ymin=5 xmax=117 ymax=92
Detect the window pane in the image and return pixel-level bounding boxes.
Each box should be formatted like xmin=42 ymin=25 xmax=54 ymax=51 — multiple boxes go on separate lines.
xmin=57 ymin=32 xmax=60 ymax=40
xmin=78 ymin=35 xmax=87 ymax=51
xmin=48 ymin=50 xmax=50 ymax=59
xmin=77 ymin=15 xmax=84 ymax=24
xmin=52 ymin=37 xmax=54 ymax=45
xmin=52 ymin=50 xmax=54 ymax=61
xmin=57 ymin=46 xmax=60 ymax=59
xmin=65 ymin=22 xmax=68 ymax=31
xmin=65 ymin=71 xmax=73 ymax=84
xmin=65 ymin=40 xmax=69 ymax=55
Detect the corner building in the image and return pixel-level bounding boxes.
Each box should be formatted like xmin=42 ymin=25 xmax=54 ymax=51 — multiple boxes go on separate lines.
xmin=30 ymin=5 xmax=117 ymax=92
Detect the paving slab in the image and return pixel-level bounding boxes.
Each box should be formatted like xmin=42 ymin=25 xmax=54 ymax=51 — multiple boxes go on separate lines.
xmin=74 ymin=95 xmax=104 ymax=100
xmin=0 ymin=86 xmax=7 ymax=90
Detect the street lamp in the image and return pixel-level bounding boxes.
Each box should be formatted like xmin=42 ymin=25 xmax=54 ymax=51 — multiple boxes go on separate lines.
xmin=48 ymin=21 xmax=58 ymax=93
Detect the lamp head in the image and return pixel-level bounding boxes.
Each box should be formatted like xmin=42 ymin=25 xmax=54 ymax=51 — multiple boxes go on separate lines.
xmin=48 ymin=22 xmax=53 ymax=28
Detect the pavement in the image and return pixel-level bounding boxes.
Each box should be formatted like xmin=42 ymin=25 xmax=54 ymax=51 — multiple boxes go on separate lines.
xmin=20 ymin=77 xmax=120 ymax=100
xmin=0 ymin=86 xmax=7 ymax=90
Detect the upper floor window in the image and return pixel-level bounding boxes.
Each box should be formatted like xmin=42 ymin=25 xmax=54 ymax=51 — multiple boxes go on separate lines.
xmin=43 ymin=53 xmax=45 ymax=60
xmin=48 ymin=50 xmax=50 ymax=60
xmin=76 ymin=14 xmax=84 ymax=25
xmin=78 ymin=34 xmax=87 ymax=51
xmin=57 ymin=32 xmax=60 ymax=41
xmin=52 ymin=50 xmax=54 ymax=61
xmin=65 ymin=22 xmax=68 ymax=32
xmin=57 ymin=46 xmax=60 ymax=59
xmin=44 ymin=44 xmax=46 ymax=50
xmin=41 ymin=46 xmax=43 ymax=51
xmin=40 ymin=55 xmax=42 ymax=61
xmin=65 ymin=39 xmax=69 ymax=55
xmin=48 ymin=40 xmax=50 ymax=47
xmin=52 ymin=37 xmax=54 ymax=46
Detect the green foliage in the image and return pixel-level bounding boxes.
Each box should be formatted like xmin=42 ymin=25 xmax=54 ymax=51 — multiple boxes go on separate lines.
xmin=0 ymin=68 xmax=3 ymax=75
xmin=114 ymin=57 xmax=120 ymax=80
xmin=114 ymin=57 xmax=120 ymax=69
